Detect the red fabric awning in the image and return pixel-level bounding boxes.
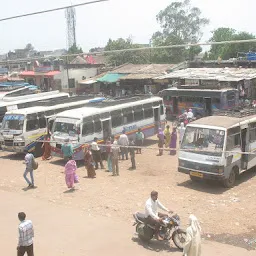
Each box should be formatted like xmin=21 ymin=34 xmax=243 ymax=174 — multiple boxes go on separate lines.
xmin=20 ymin=71 xmax=60 ymax=77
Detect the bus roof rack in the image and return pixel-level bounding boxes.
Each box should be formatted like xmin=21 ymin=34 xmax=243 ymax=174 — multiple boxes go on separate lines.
xmin=213 ymin=108 xmax=256 ymax=118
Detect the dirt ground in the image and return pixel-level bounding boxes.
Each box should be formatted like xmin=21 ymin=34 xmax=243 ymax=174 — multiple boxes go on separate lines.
xmin=0 ymin=135 xmax=256 ymax=253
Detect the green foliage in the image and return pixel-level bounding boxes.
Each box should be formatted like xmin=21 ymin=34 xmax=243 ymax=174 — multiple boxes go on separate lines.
xmin=151 ymin=0 xmax=208 ymax=63
xmin=68 ymin=44 xmax=83 ymax=54
xmin=209 ymin=28 xmax=256 ymax=60
xmin=104 ymin=37 xmax=150 ymax=66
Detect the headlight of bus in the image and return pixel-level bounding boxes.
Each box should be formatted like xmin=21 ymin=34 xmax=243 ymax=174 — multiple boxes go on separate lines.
xmin=14 ymin=136 xmax=25 ymax=146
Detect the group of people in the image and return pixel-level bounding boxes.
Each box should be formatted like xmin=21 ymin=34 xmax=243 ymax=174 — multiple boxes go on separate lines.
xmin=157 ymin=123 xmax=186 ymax=156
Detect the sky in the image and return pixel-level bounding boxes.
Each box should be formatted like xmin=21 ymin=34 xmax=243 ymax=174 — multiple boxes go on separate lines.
xmin=0 ymin=0 xmax=255 ymax=54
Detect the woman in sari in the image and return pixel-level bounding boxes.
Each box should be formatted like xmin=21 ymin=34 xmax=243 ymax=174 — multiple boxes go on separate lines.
xmin=42 ymin=134 xmax=51 ymax=160
xmin=84 ymin=146 xmax=96 ymax=178
xmin=164 ymin=125 xmax=171 ymax=148
xmin=169 ymin=127 xmax=177 ymax=155
xmin=64 ymin=157 xmax=77 ymax=189
xmin=157 ymin=128 xmax=165 ymax=156
xmin=183 ymin=214 xmax=202 ymax=256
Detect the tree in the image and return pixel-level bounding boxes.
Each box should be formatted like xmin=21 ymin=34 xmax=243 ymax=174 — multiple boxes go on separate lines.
xmin=25 ymin=43 xmax=34 ymax=51
xmin=104 ymin=37 xmax=150 ymax=66
xmin=67 ymin=44 xmax=83 ymax=54
xmin=209 ymin=28 xmax=256 ymax=60
xmin=151 ymin=0 xmax=209 ymax=63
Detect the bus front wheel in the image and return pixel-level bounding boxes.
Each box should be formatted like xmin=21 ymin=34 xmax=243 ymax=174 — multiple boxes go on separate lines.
xmin=222 ymin=168 xmax=237 ymax=188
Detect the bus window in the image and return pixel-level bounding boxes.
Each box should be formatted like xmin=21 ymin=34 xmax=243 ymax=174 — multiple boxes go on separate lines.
xmin=134 ymin=109 xmax=144 ymax=121
xmin=111 ymin=115 xmax=122 ymax=128
xmin=212 ymin=98 xmax=221 ymax=104
xmin=160 ymin=105 xmax=164 ymax=115
xmin=94 ymin=120 xmax=102 ymax=133
xmin=123 ymin=108 xmax=133 ymax=124
xmin=227 ymin=127 xmax=241 ymax=150
xmin=144 ymin=108 xmax=153 ymax=118
xmin=0 ymin=107 xmax=7 ymax=122
xmin=26 ymin=114 xmax=39 ymax=131
xmin=82 ymin=122 xmax=94 ymax=136
xmin=38 ymin=113 xmax=46 ymax=128
xmin=249 ymin=122 xmax=256 ymax=142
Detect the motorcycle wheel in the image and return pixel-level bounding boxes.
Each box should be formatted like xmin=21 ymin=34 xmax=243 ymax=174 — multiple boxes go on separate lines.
xmin=136 ymin=223 xmax=153 ymax=242
xmin=172 ymin=229 xmax=187 ymax=250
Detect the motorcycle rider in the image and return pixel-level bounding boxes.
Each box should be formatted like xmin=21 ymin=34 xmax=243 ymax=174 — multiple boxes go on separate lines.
xmin=187 ymin=109 xmax=194 ymax=122
xmin=145 ymin=191 xmax=173 ymax=240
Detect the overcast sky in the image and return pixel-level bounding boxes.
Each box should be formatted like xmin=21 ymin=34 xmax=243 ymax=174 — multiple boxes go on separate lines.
xmin=0 ymin=0 xmax=254 ymax=54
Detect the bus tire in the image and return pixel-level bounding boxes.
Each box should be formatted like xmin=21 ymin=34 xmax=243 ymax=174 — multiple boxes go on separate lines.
xmin=222 ymin=167 xmax=237 ymax=188
xmin=34 ymin=142 xmax=43 ymax=158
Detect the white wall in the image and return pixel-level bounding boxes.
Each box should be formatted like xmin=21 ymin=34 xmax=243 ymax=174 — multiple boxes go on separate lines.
xmin=54 ymin=68 xmax=98 ymax=90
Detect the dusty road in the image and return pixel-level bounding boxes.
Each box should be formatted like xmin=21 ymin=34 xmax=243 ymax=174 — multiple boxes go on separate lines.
xmin=0 ymin=136 xmax=256 ymax=254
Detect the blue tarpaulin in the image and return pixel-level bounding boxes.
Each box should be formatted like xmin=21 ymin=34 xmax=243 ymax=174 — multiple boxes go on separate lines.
xmin=97 ymin=73 xmax=127 ymax=83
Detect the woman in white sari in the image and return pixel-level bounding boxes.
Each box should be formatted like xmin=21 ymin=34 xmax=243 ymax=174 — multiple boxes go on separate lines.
xmin=183 ymin=215 xmax=202 ymax=256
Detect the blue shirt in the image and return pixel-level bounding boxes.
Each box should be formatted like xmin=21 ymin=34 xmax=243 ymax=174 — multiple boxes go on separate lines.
xmin=61 ymin=144 xmax=73 ymax=157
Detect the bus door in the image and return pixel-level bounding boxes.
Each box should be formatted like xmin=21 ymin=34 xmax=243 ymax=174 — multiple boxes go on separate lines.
xmin=204 ymin=97 xmax=212 ymax=116
xmin=153 ymin=107 xmax=160 ymax=132
xmin=101 ymin=118 xmax=112 ymax=141
xmin=173 ymin=97 xmax=178 ymax=115
xmin=241 ymin=125 xmax=249 ymax=170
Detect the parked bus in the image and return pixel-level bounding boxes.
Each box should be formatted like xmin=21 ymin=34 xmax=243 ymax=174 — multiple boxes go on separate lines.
xmin=159 ymin=88 xmax=239 ymax=120
xmin=178 ymin=110 xmax=256 ymax=188
xmin=0 ymin=96 xmax=105 ymax=156
xmin=50 ymin=96 xmax=165 ymax=160
xmin=0 ymin=91 xmax=69 ymax=124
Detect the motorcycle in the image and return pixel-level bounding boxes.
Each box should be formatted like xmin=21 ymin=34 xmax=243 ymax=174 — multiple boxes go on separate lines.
xmin=133 ymin=212 xmax=187 ymax=250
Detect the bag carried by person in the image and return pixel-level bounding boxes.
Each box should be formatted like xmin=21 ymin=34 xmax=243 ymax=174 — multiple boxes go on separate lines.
xmin=32 ymin=158 xmax=38 ymax=170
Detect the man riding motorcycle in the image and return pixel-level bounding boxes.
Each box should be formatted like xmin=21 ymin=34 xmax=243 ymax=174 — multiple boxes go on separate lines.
xmin=145 ymin=191 xmax=173 ymax=240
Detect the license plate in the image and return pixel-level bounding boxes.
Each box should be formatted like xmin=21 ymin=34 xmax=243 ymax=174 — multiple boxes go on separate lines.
xmin=190 ymin=171 xmax=203 ymax=178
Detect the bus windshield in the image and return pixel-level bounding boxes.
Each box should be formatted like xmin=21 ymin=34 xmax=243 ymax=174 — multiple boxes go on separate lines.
xmin=181 ymin=126 xmax=225 ymax=156
xmin=52 ymin=120 xmax=78 ymax=136
xmin=2 ymin=114 xmax=24 ymax=131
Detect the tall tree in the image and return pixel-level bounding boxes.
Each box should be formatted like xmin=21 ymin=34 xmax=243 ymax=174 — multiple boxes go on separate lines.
xmin=67 ymin=44 xmax=83 ymax=54
xmin=104 ymin=37 xmax=150 ymax=66
xmin=151 ymin=0 xmax=209 ymax=63
xmin=209 ymin=28 xmax=256 ymax=60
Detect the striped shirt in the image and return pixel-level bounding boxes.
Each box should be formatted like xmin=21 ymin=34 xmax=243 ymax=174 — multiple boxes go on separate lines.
xmin=18 ymin=220 xmax=34 ymax=246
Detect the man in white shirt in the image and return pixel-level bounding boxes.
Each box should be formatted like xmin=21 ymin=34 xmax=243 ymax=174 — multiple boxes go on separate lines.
xmin=17 ymin=212 xmax=34 ymax=256
xmin=118 ymin=130 xmax=129 ymax=160
xmin=187 ymin=109 xmax=194 ymax=120
xmin=145 ymin=191 xmax=173 ymax=240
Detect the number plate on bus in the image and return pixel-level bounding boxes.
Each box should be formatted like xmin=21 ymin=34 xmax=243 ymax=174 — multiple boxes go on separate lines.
xmin=190 ymin=171 xmax=203 ymax=178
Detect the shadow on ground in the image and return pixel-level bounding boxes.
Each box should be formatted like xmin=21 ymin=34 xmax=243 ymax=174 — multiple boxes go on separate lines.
xmin=131 ymin=237 xmax=180 ymax=253
xmin=177 ymin=168 xmax=256 ymax=195
xmin=204 ymin=227 xmax=256 ymax=251
xmin=0 ymin=152 xmax=24 ymax=161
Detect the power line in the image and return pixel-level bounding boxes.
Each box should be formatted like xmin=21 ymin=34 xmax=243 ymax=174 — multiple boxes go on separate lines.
xmin=2 ymin=38 xmax=256 ymax=64
xmin=0 ymin=0 xmax=108 ymax=22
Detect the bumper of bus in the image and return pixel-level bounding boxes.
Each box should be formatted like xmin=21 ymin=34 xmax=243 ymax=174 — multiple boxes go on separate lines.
xmin=1 ymin=145 xmax=26 ymax=153
xmin=178 ymin=166 xmax=225 ymax=181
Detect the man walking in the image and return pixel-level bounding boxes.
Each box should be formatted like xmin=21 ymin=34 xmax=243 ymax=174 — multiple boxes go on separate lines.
xmin=111 ymin=140 xmax=120 ymax=176
xmin=118 ymin=130 xmax=129 ymax=160
xmin=24 ymin=151 xmax=35 ymax=188
xmin=17 ymin=212 xmax=34 ymax=256
xmin=91 ymin=137 xmax=104 ymax=170
xmin=129 ymin=138 xmax=136 ymax=170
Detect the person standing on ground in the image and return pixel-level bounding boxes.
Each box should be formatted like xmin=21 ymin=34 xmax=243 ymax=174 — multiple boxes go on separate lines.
xmin=157 ymin=128 xmax=165 ymax=156
xmin=106 ymin=136 xmax=112 ymax=172
xmin=41 ymin=134 xmax=52 ymax=160
xmin=118 ymin=130 xmax=129 ymax=160
xmin=179 ymin=122 xmax=186 ymax=144
xmin=111 ymin=140 xmax=120 ymax=176
xmin=183 ymin=215 xmax=202 ymax=256
xmin=91 ymin=137 xmax=104 ymax=170
xmin=84 ymin=146 xmax=96 ymax=178
xmin=64 ymin=157 xmax=78 ymax=189
xmin=17 ymin=212 xmax=34 ymax=256
xmin=164 ymin=125 xmax=171 ymax=148
xmin=169 ymin=127 xmax=177 ymax=155
xmin=129 ymin=138 xmax=136 ymax=170
xmin=23 ymin=151 xmax=35 ymax=188
xmin=135 ymin=128 xmax=144 ymax=154
xmin=61 ymin=138 xmax=73 ymax=161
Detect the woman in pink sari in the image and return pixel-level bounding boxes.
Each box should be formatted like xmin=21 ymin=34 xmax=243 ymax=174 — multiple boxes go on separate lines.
xmin=64 ymin=157 xmax=78 ymax=189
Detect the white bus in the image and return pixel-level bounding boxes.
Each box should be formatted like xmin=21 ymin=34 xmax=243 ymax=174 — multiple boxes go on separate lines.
xmin=0 ymin=90 xmax=69 ymax=124
xmin=0 ymin=96 xmax=105 ymax=156
xmin=50 ymin=96 xmax=165 ymax=160
xmin=178 ymin=110 xmax=256 ymax=188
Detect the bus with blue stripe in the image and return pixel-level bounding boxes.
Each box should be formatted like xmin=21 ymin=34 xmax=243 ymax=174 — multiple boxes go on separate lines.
xmin=50 ymin=96 xmax=165 ymax=161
